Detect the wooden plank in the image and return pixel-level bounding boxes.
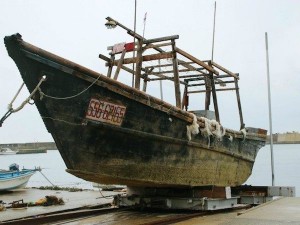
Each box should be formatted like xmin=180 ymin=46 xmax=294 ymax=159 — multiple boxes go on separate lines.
xmin=211 ymin=61 xmax=239 ymax=79
xmin=175 ymin=47 xmax=219 ymax=75
xmin=110 ymin=52 xmax=173 ymax=66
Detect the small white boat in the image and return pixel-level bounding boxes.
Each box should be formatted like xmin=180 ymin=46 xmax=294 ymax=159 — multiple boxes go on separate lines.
xmin=0 ymin=148 xmax=18 ymax=155
xmin=0 ymin=164 xmax=37 ymax=191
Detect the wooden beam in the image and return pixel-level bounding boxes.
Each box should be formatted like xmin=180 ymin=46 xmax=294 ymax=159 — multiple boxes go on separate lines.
xmin=172 ymin=40 xmax=181 ymax=108
xmin=142 ymin=67 xmax=154 ymax=92
xmin=234 ymin=78 xmax=244 ymax=129
xmin=134 ymin=40 xmax=143 ymax=89
xmin=113 ymin=49 xmax=126 ymax=80
xmin=211 ymin=61 xmax=239 ymax=79
xmin=175 ymin=47 xmax=219 ymax=75
xmin=150 ymin=68 xmax=198 ymax=75
xmin=109 ymin=52 xmax=173 ymax=66
xmin=188 ymin=88 xmax=237 ymax=94
xmin=143 ymin=42 xmax=172 ymax=51
xmin=148 ymin=77 xmax=187 ymax=85
xmin=107 ymin=55 xmax=115 ymax=78
xmin=99 ymin=54 xmax=135 ymax=75
xmin=208 ymin=61 xmax=220 ymax=122
xmin=144 ymin=61 xmax=196 ymax=70
xmin=143 ymin=35 xmax=179 ymax=44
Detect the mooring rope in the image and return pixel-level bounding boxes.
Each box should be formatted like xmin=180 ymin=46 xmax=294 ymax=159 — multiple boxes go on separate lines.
xmin=38 ymin=74 xmax=101 ymax=100
xmin=39 ymin=170 xmax=55 ymax=187
xmin=9 ymin=76 xmax=46 ymax=113
xmin=7 ymin=82 xmax=25 ymax=110
xmin=0 ymin=76 xmax=46 ymax=127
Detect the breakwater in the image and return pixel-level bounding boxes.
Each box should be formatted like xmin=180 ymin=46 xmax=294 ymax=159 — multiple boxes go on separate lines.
xmin=0 ymin=142 xmax=57 ymax=153
xmin=267 ymin=132 xmax=300 ymax=144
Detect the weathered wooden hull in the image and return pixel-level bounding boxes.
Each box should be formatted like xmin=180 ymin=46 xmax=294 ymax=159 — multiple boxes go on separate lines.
xmin=4 ymin=34 xmax=266 ymax=187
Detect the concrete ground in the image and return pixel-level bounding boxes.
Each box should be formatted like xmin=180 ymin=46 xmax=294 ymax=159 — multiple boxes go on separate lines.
xmin=53 ymin=197 xmax=300 ymax=225
xmin=2 ymin=190 xmax=300 ymax=225
xmin=0 ymin=188 xmax=116 ymax=222
xmin=176 ymin=197 xmax=300 ymax=225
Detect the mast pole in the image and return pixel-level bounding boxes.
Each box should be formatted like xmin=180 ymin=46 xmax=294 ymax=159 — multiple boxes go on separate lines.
xmin=265 ymin=32 xmax=275 ymax=186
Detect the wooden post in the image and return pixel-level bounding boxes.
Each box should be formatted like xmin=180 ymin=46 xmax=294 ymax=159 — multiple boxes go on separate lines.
xmin=107 ymin=55 xmax=115 ymax=78
xmin=142 ymin=74 xmax=148 ymax=92
xmin=142 ymin=67 xmax=153 ymax=92
xmin=204 ymin=76 xmax=211 ymax=110
xmin=134 ymin=40 xmax=143 ymax=90
xmin=234 ymin=76 xmax=244 ymax=129
xmin=208 ymin=61 xmax=220 ymax=122
xmin=182 ymin=81 xmax=189 ymax=110
xmin=172 ymin=40 xmax=181 ymax=108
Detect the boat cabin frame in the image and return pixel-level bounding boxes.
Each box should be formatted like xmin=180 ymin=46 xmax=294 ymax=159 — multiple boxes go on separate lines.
xmin=99 ymin=17 xmax=244 ymax=129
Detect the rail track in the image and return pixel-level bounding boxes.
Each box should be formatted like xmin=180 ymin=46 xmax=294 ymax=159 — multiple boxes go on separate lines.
xmin=1 ymin=204 xmax=250 ymax=225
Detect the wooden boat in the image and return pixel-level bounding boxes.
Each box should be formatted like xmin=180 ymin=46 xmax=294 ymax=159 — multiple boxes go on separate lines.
xmin=3 ymin=17 xmax=267 ymax=188
xmin=0 ymin=148 xmax=18 ymax=155
xmin=0 ymin=164 xmax=37 ymax=191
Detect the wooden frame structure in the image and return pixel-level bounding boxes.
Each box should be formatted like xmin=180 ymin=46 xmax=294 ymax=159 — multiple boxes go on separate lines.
xmin=99 ymin=17 xmax=244 ymax=129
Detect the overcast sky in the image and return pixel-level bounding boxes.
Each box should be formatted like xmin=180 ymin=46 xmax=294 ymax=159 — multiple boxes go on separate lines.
xmin=0 ymin=0 xmax=299 ymax=143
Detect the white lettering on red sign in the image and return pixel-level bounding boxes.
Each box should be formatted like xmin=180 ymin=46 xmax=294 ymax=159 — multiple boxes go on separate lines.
xmin=86 ymin=98 xmax=126 ymax=126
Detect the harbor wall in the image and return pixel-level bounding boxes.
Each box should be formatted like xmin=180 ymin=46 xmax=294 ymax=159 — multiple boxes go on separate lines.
xmin=0 ymin=142 xmax=57 ymax=151
xmin=268 ymin=132 xmax=300 ymax=144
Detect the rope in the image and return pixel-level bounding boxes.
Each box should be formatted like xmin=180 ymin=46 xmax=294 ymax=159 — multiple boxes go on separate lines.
xmin=39 ymin=170 xmax=55 ymax=187
xmin=0 ymin=76 xmax=46 ymax=127
xmin=7 ymin=82 xmax=24 ymax=110
xmin=41 ymin=116 xmax=84 ymax=126
xmin=240 ymin=128 xmax=247 ymax=141
xmin=9 ymin=76 xmax=46 ymax=113
xmin=38 ymin=74 xmax=101 ymax=100
xmin=186 ymin=113 xmax=199 ymax=141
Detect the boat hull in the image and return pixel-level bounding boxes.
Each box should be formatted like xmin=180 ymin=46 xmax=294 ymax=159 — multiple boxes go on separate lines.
xmin=4 ymin=34 xmax=266 ymax=187
xmin=0 ymin=170 xmax=36 ymax=191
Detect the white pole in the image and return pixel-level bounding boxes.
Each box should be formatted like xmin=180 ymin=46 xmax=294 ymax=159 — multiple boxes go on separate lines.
xmin=265 ymin=32 xmax=275 ymax=186
xmin=211 ymin=1 xmax=217 ymax=61
xmin=132 ymin=0 xmax=137 ymax=88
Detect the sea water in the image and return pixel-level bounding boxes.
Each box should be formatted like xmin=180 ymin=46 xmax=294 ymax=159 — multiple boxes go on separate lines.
xmin=0 ymin=150 xmax=93 ymax=189
xmin=0 ymin=144 xmax=299 ymax=196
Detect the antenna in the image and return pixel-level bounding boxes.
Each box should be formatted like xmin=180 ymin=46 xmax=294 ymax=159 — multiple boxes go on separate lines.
xmin=211 ymin=1 xmax=217 ymax=61
xmin=143 ymin=12 xmax=147 ymax=38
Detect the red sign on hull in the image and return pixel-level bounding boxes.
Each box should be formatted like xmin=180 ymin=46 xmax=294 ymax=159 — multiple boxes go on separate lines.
xmin=86 ymin=98 xmax=126 ymax=126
